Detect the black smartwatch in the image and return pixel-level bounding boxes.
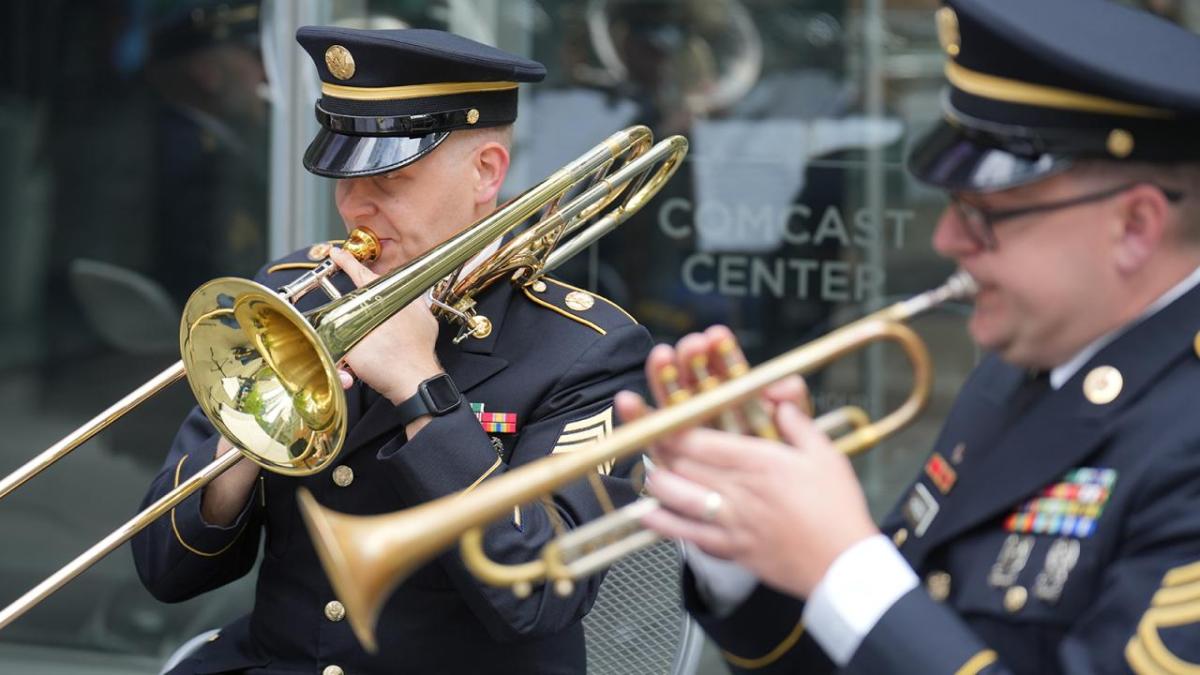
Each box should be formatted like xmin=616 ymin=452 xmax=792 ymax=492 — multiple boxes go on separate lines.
xmin=394 ymin=373 xmax=462 ymax=425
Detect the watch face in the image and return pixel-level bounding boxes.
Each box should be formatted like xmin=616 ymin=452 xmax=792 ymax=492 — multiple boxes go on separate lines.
xmin=423 ymin=375 xmax=461 ymax=415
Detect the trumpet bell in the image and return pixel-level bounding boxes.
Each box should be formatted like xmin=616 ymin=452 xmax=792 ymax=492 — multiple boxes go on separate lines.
xmin=181 ymin=278 xmax=346 ymax=475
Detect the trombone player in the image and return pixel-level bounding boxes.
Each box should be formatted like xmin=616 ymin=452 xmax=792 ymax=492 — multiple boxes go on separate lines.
xmin=132 ymin=27 xmax=652 ymax=675
xmin=624 ymin=0 xmax=1200 ymax=672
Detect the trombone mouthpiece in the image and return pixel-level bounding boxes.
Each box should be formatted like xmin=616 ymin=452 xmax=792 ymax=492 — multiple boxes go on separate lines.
xmin=343 ymin=227 xmax=382 ymax=264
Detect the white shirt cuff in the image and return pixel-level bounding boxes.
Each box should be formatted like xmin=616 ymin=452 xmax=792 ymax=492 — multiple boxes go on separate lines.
xmin=684 ymin=542 xmax=759 ymax=618
xmin=801 ymin=534 xmax=918 ymax=666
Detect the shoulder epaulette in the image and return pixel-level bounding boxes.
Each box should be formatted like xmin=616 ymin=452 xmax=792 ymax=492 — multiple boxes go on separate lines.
xmin=264 ymin=239 xmax=345 ymax=276
xmin=519 ymin=276 xmax=638 ymax=336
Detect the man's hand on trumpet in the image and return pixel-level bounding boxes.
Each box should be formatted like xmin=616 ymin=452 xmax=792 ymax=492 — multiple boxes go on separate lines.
xmin=614 ymin=325 xmax=878 ymax=599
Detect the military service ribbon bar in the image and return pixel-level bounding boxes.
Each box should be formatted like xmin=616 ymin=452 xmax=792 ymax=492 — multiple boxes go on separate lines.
xmin=1005 ymin=467 xmax=1117 ymax=538
xmin=471 ymin=403 xmax=518 ymax=434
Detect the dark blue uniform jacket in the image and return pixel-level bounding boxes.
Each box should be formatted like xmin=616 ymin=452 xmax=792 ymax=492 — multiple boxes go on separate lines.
xmin=131 ymin=247 xmax=654 ymax=674
xmin=688 ymin=282 xmax=1200 ymax=674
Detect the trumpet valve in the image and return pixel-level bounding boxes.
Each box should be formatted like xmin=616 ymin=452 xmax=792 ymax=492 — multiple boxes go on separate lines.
xmin=688 ymin=354 xmax=721 ymax=392
xmin=659 ymin=364 xmax=691 ymax=406
xmin=715 ymin=338 xmax=748 ymax=377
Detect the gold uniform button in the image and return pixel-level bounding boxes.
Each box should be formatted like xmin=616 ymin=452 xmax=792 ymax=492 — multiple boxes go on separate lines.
xmin=308 ymin=242 xmax=333 ymax=260
xmin=892 ymin=528 xmax=909 ymax=547
xmin=1083 ymin=365 xmax=1122 ymax=405
xmin=926 ymin=571 xmax=952 ymax=602
xmin=331 ymin=465 xmax=354 ymax=488
xmin=323 ymin=666 xmax=344 ymax=675
xmin=530 ymin=280 xmax=547 ymax=293
xmin=1004 ymin=585 xmax=1028 ymax=613
xmin=324 ymin=600 xmax=346 ymax=622
xmin=565 ymin=290 xmax=595 ymax=311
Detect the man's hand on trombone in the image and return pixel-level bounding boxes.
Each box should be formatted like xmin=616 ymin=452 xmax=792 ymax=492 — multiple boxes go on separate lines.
xmin=329 ymin=247 xmax=445 ymax=436
xmin=614 ymin=325 xmax=879 ymax=599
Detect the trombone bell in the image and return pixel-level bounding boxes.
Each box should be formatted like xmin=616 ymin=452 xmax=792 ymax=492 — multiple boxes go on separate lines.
xmin=181 ymin=279 xmax=346 ymax=475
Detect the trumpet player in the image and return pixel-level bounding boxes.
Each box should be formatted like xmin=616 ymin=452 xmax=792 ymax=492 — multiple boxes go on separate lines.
xmin=132 ymin=27 xmax=652 ymax=675
xmin=623 ymin=0 xmax=1200 ymax=672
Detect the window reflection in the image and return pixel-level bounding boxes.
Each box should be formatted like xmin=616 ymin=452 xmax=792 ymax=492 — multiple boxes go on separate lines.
xmin=14 ymin=0 xmax=1194 ymax=671
xmin=0 ymin=0 xmax=266 ymax=666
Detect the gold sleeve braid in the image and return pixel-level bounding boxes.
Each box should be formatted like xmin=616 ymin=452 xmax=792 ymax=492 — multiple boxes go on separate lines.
xmin=955 ymin=649 xmax=998 ymax=675
xmin=721 ymin=620 xmax=806 ymax=670
xmin=168 ymin=454 xmax=257 ymax=557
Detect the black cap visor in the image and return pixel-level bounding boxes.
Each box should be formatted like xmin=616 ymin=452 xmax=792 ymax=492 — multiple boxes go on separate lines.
xmin=907 ymin=120 xmax=1073 ymax=193
xmin=303 ymin=127 xmax=450 ymax=178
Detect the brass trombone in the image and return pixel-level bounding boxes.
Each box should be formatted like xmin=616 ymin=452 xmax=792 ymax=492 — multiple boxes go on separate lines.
xmin=297 ymin=271 xmax=978 ymax=652
xmin=0 ymin=125 xmax=689 ymax=630
xmin=0 ymin=228 xmax=383 ymax=502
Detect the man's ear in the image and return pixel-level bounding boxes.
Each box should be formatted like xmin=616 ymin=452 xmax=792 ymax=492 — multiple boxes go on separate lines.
xmin=1113 ymin=184 xmax=1171 ymax=275
xmin=473 ymin=141 xmax=510 ymax=206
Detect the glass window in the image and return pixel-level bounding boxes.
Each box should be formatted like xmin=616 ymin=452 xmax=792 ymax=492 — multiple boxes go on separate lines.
xmin=2 ymin=0 xmax=1195 ymax=672
xmin=0 ymin=0 xmax=268 ymax=670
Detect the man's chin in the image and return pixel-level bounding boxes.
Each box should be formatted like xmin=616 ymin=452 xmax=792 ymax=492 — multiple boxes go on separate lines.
xmin=967 ymin=314 xmax=1007 ymax=354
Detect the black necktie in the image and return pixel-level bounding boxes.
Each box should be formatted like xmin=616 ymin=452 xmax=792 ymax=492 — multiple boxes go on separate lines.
xmin=1009 ymin=370 xmax=1051 ymax=421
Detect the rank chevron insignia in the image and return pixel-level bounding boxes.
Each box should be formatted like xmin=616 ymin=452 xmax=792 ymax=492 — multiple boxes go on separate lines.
xmin=552 ymin=407 xmax=615 ymax=475
xmin=1125 ymin=559 xmax=1200 ymax=673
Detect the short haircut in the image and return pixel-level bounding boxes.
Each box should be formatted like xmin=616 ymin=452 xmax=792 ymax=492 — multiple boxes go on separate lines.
xmin=1073 ymin=159 xmax=1200 ymax=243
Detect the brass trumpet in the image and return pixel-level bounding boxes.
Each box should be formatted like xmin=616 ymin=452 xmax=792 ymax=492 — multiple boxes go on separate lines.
xmin=297 ymin=271 xmax=978 ymax=652
xmin=0 ymin=125 xmax=689 ymax=630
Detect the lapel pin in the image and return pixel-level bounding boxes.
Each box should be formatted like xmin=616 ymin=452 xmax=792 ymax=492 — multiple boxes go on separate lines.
xmin=902 ymin=482 xmax=940 ymax=537
xmin=924 ymin=452 xmax=958 ymax=494
xmin=1083 ymin=365 xmax=1122 ymax=405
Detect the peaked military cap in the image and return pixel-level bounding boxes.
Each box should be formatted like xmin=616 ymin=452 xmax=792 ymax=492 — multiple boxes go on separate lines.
xmin=908 ymin=0 xmax=1200 ymax=192
xmin=296 ymin=27 xmax=546 ymax=178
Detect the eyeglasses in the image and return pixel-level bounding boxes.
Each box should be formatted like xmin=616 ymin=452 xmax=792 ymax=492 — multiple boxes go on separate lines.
xmin=950 ymin=183 xmax=1186 ymax=249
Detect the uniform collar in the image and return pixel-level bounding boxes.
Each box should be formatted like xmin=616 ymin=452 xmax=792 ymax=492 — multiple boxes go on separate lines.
xmin=900 ymin=273 xmax=1200 ymax=565
xmin=1050 ymin=264 xmax=1200 ymax=390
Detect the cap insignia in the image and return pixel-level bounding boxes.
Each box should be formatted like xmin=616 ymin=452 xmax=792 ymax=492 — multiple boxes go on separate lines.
xmin=936 ymin=7 xmax=961 ymax=58
xmin=325 ymin=45 xmax=356 ymax=80
xmin=1106 ymin=129 xmax=1134 ymax=158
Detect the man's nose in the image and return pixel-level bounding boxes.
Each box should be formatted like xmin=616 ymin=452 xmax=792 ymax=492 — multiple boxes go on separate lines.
xmin=336 ymin=178 xmax=379 ymax=221
xmin=932 ymin=204 xmax=984 ymax=260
